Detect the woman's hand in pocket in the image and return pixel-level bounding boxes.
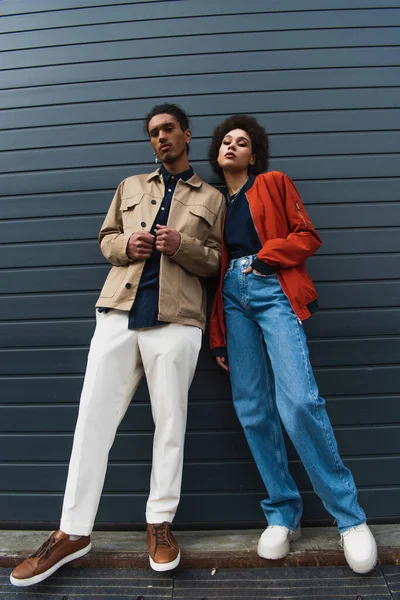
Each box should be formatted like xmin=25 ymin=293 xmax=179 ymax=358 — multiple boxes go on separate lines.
xmin=216 ymin=356 xmax=229 ymax=372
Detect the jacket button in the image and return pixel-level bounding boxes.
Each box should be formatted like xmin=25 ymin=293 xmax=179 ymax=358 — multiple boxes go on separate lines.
xmin=125 ymin=283 xmax=132 ymax=289
xmin=141 ymin=221 xmax=146 ymax=227
xmin=151 ymin=199 xmax=157 ymax=205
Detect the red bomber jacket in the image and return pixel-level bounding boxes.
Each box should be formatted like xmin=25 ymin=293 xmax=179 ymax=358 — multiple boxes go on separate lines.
xmin=210 ymin=170 xmax=322 ymax=351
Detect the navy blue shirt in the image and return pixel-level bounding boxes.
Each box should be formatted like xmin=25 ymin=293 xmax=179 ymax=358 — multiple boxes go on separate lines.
xmin=224 ymin=174 xmax=262 ymax=259
xmin=128 ymin=164 xmax=194 ymax=329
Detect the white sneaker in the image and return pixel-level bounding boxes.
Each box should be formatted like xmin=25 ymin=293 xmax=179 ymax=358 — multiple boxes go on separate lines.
xmin=340 ymin=523 xmax=378 ymax=574
xmin=257 ymin=525 xmax=301 ymax=560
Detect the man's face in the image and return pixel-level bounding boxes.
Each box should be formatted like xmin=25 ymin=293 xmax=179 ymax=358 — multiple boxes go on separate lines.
xmin=148 ymin=113 xmax=192 ymax=165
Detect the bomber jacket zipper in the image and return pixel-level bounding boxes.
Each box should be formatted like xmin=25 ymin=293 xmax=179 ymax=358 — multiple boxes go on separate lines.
xmin=296 ymin=202 xmax=307 ymax=227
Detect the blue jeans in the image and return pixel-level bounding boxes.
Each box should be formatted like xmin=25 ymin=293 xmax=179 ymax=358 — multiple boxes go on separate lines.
xmin=223 ymin=255 xmax=366 ymax=532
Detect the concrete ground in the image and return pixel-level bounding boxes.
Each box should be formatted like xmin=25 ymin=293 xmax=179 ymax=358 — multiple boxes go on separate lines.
xmin=0 ymin=525 xmax=399 ymax=599
xmin=1 ymin=525 xmax=399 ymax=570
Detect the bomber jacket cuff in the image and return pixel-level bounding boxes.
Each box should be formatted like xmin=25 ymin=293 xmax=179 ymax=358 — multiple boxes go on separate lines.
xmin=212 ymin=346 xmax=227 ymax=359
xmin=252 ymin=257 xmax=279 ymax=275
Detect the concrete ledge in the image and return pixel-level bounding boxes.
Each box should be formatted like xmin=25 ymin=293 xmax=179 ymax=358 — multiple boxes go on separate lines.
xmin=1 ymin=525 xmax=399 ymax=569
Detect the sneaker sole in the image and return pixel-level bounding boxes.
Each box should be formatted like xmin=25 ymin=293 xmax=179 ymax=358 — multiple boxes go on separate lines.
xmin=257 ymin=529 xmax=301 ymax=560
xmin=149 ymin=550 xmax=180 ymax=572
xmin=9 ymin=542 xmax=92 ymax=587
xmin=345 ymin=543 xmax=378 ymax=574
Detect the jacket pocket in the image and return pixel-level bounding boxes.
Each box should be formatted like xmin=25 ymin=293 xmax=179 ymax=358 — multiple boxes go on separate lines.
xmin=178 ymin=268 xmax=203 ymax=318
xmin=99 ymin=266 xmax=125 ymax=298
xmin=177 ymin=204 xmax=217 ymax=240
xmin=120 ymin=194 xmax=144 ymax=231
xmin=189 ymin=204 xmax=217 ymax=226
xmin=120 ymin=193 xmax=143 ymax=212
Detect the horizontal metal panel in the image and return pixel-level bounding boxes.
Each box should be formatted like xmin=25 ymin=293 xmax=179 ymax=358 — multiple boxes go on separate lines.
xmin=1 ymin=307 xmax=399 ymax=339
xmin=0 ymin=232 xmax=400 ymax=268
xmin=0 ymin=395 xmax=398 ymax=432
xmin=1 ymin=456 xmax=398 ymax=493
xmin=0 ymin=487 xmax=399 ymax=524
xmin=4 ymin=2 xmax=400 ymax=32
xmin=0 ymin=265 xmax=108 ymax=293
xmin=3 ymin=0 xmax=399 ymax=17
xmin=2 ymin=109 xmax=400 ymax=152
xmin=3 ymin=68 xmax=400 ymax=110
xmin=1 ymin=306 xmax=399 ymax=346
xmin=317 ymin=280 xmax=400 ymax=309
xmin=4 ymin=47 xmax=400 ymax=90
xmin=0 ymin=426 xmax=397 ymax=463
xmin=276 ymin=155 xmax=400 ymax=181
xmin=0 ymin=319 xmax=96 ymax=348
xmin=2 ymin=154 xmax=400 ymax=197
xmin=2 ymin=88 xmax=399 ymax=131
xmin=2 ymin=131 xmax=399 ymax=173
xmin=0 ymin=364 xmax=398 ymax=402
xmin=297 ymin=178 xmax=400 ymax=204
xmin=316 ymin=365 xmax=399 ymax=396
xmin=318 ymin=228 xmax=400 ymax=255
xmin=1 ymin=233 xmax=398 ymax=271
xmin=304 ymin=308 xmax=400 ymax=337
xmin=1 ymin=179 xmax=399 ymax=221
xmin=0 ymin=191 xmax=112 ymax=219
xmin=0 ymin=335 xmax=398 ymax=374
xmin=0 ymin=216 xmax=103 ymax=243
xmin=1 ymin=0 xmax=153 ymax=15
xmin=308 ymin=203 xmax=400 ymax=229
xmin=1 ymin=268 xmax=399 ymax=306
xmin=0 ymin=292 xmax=97 ymax=320
xmin=0 ymin=250 xmax=399 ymax=288
xmin=308 ymin=337 xmax=400 ymax=367
xmin=2 ymin=10 xmax=399 ymax=54
xmin=4 ymin=28 xmax=400 ymax=73
xmin=308 ymin=255 xmax=400 ymax=281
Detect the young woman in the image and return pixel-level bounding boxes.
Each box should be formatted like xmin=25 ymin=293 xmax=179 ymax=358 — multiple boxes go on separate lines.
xmin=208 ymin=115 xmax=377 ymax=574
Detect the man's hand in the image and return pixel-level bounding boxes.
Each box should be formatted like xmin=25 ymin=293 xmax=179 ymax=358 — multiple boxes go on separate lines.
xmin=155 ymin=224 xmax=181 ymax=256
xmin=126 ymin=232 xmax=154 ymax=260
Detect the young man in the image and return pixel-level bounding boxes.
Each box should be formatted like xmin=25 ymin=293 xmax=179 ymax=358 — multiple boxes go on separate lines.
xmin=10 ymin=104 xmax=225 ymax=587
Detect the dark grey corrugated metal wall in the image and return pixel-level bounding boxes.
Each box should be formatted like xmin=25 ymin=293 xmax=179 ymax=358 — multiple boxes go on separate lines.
xmin=0 ymin=0 xmax=399 ymax=527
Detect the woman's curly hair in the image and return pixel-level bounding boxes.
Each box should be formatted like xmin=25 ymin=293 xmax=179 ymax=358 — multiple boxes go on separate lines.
xmin=208 ymin=114 xmax=269 ymax=182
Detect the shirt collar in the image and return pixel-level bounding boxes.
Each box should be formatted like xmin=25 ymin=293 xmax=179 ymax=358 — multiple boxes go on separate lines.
xmin=160 ymin=163 xmax=194 ymax=184
xmin=146 ymin=166 xmax=202 ymax=188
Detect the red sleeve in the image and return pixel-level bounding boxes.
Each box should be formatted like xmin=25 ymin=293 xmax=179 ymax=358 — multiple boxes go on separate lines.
xmin=256 ymin=173 xmax=322 ymax=269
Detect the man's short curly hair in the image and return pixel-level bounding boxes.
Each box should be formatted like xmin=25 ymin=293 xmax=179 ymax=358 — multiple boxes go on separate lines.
xmin=208 ymin=114 xmax=269 ymax=181
xmin=144 ymin=103 xmax=190 ymax=134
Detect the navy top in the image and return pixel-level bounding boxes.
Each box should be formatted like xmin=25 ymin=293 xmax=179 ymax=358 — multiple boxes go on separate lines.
xmin=224 ymin=174 xmax=262 ymax=259
xmin=128 ymin=164 xmax=194 ymax=329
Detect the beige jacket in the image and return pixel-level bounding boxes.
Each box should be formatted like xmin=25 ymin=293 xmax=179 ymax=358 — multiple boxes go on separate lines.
xmin=96 ymin=168 xmax=225 ymax=331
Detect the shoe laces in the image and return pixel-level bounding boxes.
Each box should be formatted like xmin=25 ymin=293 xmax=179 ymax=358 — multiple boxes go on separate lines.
xmin=152 ymin=523 xmax=171 ymax=547
xmin=31 ymin=534 xmax=57 ymax=559
xmin=339 ymin=525 xmax=362 ymax=547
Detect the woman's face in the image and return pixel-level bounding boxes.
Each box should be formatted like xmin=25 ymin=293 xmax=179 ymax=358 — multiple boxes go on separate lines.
xmin=217 ymin=128 xmax=256 ymax=174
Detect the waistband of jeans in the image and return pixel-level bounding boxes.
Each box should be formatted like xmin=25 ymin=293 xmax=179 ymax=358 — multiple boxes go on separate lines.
xmin=226 ymin=254 xmax=278 ymax=275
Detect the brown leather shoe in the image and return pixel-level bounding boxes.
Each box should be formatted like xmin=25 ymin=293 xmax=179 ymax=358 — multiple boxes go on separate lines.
xmin=10 ymin=530 xmax=91 ymax=587
xmin=147 ymin=522 xmax=180 ymax=571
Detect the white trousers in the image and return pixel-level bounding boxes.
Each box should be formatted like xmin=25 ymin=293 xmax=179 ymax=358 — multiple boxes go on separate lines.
xmin=60 ymin=310 xmax=201 ymax=536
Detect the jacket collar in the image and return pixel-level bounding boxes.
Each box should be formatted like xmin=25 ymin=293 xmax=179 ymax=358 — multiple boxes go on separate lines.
xmin=146 ymin=167 xmax=203 ymax=188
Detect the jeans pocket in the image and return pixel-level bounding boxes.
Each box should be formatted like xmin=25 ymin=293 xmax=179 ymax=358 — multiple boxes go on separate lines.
xmin=252 ymin=270 xmax=277 ymax=279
